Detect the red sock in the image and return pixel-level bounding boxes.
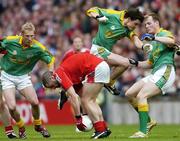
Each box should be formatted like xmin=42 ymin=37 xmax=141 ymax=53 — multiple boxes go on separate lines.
xmin=5 ymin=126 xmax=13 ymax=134
xmin=93 ymin=121 xmax=106 ymax=132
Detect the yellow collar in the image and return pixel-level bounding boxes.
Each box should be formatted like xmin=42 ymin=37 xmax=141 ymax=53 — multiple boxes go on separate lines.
xmin=120 ymin=10 xmax=126 ymax=26
xmin=18 ymin=36 xmax=34 ymax=48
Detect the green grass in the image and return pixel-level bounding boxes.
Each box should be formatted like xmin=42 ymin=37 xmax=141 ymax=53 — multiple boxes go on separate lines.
xmin=0 ymin=124 xmax=180 ymax=141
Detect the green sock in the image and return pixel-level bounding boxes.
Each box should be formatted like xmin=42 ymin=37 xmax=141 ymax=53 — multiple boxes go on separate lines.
xmin=133 ymin=106 xmax=151 ymax=123
xmin=139 ymin=111 xmax=149 ymax=133
xmin=138 ymin=104 xmax=149 ymax=134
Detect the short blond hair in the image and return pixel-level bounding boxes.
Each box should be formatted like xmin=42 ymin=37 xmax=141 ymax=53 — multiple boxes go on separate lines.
xmin=21 ymin=22 xmax=35 ymax=33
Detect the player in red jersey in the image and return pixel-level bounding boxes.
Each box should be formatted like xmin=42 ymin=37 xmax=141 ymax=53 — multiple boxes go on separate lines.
xmin=42 ymin=53 xmax=111 ymax=139
xmin=62 ymin=37 xmax=90 ymax=62
xmin=59 ymin=37 xmax=90 ymax=110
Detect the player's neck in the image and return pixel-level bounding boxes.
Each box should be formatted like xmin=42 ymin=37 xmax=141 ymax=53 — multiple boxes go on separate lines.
xmin=22 ymin=40 xmax=31 ymax=48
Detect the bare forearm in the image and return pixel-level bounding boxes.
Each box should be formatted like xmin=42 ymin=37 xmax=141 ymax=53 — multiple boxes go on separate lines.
xmin=138 ymin=60 xmax=152 ymax=69
xmin=67 ymin=87 xmax=81 ymax=115
xmin=68 ymin=95 xmax=81 ymax=115
xmin=133 ymin=36 xmax=143 ymax=49
xmin=155 ymin=36 xmax=175 ymax=45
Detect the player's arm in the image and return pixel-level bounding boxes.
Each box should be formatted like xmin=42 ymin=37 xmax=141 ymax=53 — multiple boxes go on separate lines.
xmin=66 ymin=86 xmax=81 ymax=116
xmin=37 ymin=41 xmax=55 ymax=71
xmin=154 ymin=36 xmax=175 ymax=46
xmin=141 ymin=30 xmax=175 ymax=46
xmin=131 ymin=35 xmax=143 ymax=49
xmin=129 ymin=58 xmax=152 ymax=69
xmin=138 ymin=60 xmax=152 ymax=69
xmin=86 ymin=7 xmax=108 ymax=22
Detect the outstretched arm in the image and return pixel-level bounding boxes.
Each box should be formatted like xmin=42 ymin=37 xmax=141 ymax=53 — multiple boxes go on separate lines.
xmin=129 ymin=58 xmax=152 ymax=69
xmin=131 ymin=35 xmax=143 ymax=49
xmin=66 ymin=86 xmax=81 ymax=116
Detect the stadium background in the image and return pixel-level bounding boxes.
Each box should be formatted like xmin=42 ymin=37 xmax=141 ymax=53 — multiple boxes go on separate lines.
xmin=0 ymin=0 xmax=179 ymax=125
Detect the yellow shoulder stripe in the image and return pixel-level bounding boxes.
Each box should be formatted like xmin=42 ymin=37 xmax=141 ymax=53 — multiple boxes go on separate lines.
xmin=86 ymin=7 xmax=99 ymax=16
xmin=6 ymin=35 xmax=20 ymax=40
xmin=48 ymin=57 xmax=55 ymax=68
xmin=33 ymin=40 xmax=46 ymax=50
xmin=159 ymin=28 xmax=174 ymax=38
xmin=105 ymin=9 xmax=122 ymax=15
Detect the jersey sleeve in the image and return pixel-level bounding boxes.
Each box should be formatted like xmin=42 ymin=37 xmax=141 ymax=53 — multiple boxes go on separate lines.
xmin=54 ymin=67 xmax=73 ymax=90
xmin=35 ymin=40 xmax=55 ymax=67
xmin=86 ymin=7 xmax=121 ymax=17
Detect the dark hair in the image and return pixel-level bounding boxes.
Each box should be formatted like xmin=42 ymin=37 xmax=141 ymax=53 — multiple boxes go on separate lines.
xmin=145 ymin=13 xmax=161 ymax=25
xmin=125 ymin=8 xmax=144 ymax=23
xmin=42 ymin=71 xmax=53 ymax=87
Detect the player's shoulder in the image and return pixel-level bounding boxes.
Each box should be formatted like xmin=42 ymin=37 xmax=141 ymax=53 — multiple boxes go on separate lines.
xmin=158 ymin=28 xmax=173 ymax=36
xmin=32 ymin=39 xmax=47 ymax=50
xmin=5 ymin=35 xmax=21 ymax=41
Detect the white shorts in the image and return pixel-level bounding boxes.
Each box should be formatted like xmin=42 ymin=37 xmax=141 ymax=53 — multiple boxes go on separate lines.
xmin=1 ymin=71 xmax=32 ymax=90
xmin=90 ymin=44 xmax=111 ymax=59
xmin=142 ymin=65 xmax=175 ymax=94
xmin=84 ymin=61 xmax=110 ymax=84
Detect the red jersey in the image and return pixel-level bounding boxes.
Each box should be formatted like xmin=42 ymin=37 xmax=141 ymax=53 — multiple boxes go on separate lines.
xmin=62 ymin=47 xmax=90 ymax=62
xmin=54 ymin=53 xmax=102 ymax=90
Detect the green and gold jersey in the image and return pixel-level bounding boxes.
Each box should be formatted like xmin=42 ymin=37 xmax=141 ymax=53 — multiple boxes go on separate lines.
xmin=0 ymin=36 xmax=55 ymax=76
xmin=148 ymin=28 xmax=175 ymax=74
xmin=86 ymin=7 xmax=135 ymax=51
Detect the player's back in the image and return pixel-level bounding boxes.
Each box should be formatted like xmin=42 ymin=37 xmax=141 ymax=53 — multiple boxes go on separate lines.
xmin=60 ymin=53 xmax=102 ymax=84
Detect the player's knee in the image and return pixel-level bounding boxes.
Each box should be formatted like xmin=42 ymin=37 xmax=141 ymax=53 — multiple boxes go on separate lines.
xmin=0 ymin=101 xmax=6 ymax=112
xmin=136 ymin=94 xmax=147 ymax=101
xmin=125 ymin=90 xmax=133 ymax=98
xmin=29 ymin=99 xmax=39 ymax=105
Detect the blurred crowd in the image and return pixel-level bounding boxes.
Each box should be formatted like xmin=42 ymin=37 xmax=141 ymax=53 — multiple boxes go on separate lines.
xmin=0 ymin=0 xmax=179 ymax=99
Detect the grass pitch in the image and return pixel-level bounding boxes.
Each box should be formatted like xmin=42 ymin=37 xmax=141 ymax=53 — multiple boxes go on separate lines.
xmin=0 ymin=124 xmax=180 ymax=141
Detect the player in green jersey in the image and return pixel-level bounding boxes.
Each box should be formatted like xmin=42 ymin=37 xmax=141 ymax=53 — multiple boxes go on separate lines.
xmin=126 ymin=13 xmax=176 ymax=138
xmin=0 ymin=22 xmax=55 ymax=138
xmin=86 ymin=7 xmax=144 ymax=94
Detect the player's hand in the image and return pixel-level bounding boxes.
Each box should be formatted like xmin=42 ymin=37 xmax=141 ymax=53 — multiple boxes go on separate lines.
xmin=141 ymin=33 xmax=155 ymax=41
xmin=142 ymin=43 xmax=153 ymax=53
xmin=129 ymin=58 xmax=139 ymax=67
xmin=174 ymin=44 xmax=180 ymax=56
xmin=75 ymin=115 xmax=86 ymax=131
xmin=57 ymin=90 xmax=68 ymax=110
xmin=95 ymin=15 xmax=108 ymax=22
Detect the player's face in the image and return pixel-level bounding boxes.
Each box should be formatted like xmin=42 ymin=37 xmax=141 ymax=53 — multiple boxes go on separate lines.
xmin=73 ymin=37 xmax=83 ymax=51
xmin=127 ymin=19 xmax=141 ymax=30
xmin=45 ymin=76 xmax=60 ymax=89
xmin=144 ymin=16 xmax=157 ymax=34
xmin=22 ymin=30 xmax=35 ymax=45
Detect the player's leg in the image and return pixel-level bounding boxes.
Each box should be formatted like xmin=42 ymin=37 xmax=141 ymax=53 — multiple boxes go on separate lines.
xmin=1 ymin=71 xmax=26 ymax=138
xmin=81 ymin=83 xmax=111 ymax=139
xmin=20 ymin=85 xmax=50 ymax=138
xmin=3 ymin=88 xmax=26 ymax=139
xmin=90 ymin=45 xmax=128 ymax=95
xmin=130 ymin=65 xmax=175 ymax=138
xmin=129 ymin=81 xmax=161 ymax=138
xmin=0 ymin=92 xmax=17 ymax=139
xmin=81 ymin=61 xmax=111 ymax=139
xmin=125 ymin=79 xmax=146 ymax=112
